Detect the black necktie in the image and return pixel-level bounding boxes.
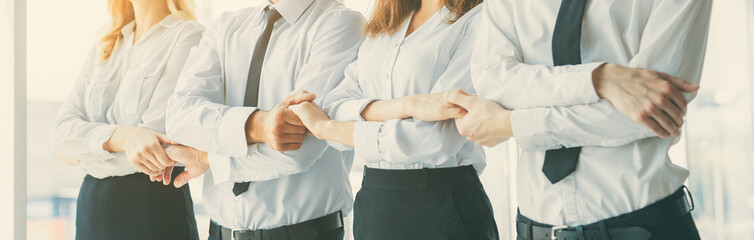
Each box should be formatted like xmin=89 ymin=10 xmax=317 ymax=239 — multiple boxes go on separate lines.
xmin=541 ymin=0 xmax=586 ymax=184
xmin=233 ymin=8 xmax=282 ymax=197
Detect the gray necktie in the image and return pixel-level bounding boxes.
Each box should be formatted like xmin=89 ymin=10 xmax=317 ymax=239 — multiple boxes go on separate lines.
xmin=541 ymin=0 xmax=586 ymax=184
xmin=234 ymin=8 xmax=282 ymax=197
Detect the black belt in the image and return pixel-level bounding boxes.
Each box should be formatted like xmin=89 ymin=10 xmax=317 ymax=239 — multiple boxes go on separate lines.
xmin=517 ymin=187 xmax=694 ymax=240
xmin=210 ymin=211 xmax=343 ymax=240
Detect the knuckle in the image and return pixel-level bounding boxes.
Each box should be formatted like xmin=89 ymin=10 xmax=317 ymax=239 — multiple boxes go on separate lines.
xmin=636 ymin=111 xmax=649 ymax=120
xmin=645 ymin=104 xmax=657 ymax=113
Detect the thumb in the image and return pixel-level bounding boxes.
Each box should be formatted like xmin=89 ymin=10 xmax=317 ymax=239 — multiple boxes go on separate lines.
xmin=444 ymin=90 xmax=475 ymax=110
xmin=291 ymin=92 xmax=317 ymax=105
xmin=173 ymin=171 xmax=192 ymax=188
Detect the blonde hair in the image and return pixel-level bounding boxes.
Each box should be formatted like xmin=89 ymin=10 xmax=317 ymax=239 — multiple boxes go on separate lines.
xmin=363 ymin=0 xmax=483 ymax=38
xmin=98 ymin=0 xmax=197 ymax=60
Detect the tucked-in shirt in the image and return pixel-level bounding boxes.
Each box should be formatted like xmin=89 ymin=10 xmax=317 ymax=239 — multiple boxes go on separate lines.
xmin=166 ymin=0 xmax=364 ymax=230
xmin=471 ymin=0 xmax=712 ymax=226
xmin=50 ymin=14 xmax=204 ymax=179
xmin=323 ymin=6 xmax=485 ymax=172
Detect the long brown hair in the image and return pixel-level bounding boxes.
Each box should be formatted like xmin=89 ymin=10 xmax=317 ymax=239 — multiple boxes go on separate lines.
xmin=363 ymin=0 xmax=483 ymax=38
xmin=97 ymin=0 xmax=197 ymax=60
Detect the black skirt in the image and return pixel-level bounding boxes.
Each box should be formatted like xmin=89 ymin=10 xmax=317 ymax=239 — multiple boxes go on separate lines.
xmin=353 ymin=165 xmax=500 ymax=240
xmin=75 ymin=167 xmax=199 ymax=240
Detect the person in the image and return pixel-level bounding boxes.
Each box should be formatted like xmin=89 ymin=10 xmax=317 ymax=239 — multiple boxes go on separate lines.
xmin=442 ymin=0 xmax=712 ymax=239
xmin=287 ymin=0 xmax=498 ymax=239
xmin=161 ymin=0 xmax=364 ymax=239
xmin=49 ymin=0 xmax=203 ymax=239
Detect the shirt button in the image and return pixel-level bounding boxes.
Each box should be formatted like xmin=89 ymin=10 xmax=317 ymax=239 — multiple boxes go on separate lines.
xmin=385 ymin=74 xmax=389 ymax=79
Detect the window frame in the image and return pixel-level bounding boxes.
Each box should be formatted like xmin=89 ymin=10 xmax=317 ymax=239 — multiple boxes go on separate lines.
xmin=13 ymin=0 xmax=27 ymax=239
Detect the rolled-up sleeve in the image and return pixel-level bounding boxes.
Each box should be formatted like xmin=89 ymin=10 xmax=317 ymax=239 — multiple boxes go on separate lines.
xmin=502 ymin=0 xmax=712 ymax=151
xmin=167 ymin=11 xmax=364 ymax=184
xmin=470 ymin=0 xmax=603 ymax=110
xmin=50 ymin=46 xmax=120 ymax=163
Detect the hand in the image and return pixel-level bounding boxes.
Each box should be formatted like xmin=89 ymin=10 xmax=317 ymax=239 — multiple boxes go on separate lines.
xmin=154 ymin=145 xmax=209 ymax=188
xmin=103 ymin=126 xmax=177 ymax=176
xmin=246 ymin=108 xmax=308 ymax=151
xmin=403 ymin=92 xmax=467 ymax=121
xmin=274 ymin=91 xmax=317 ymax=109
xmin=444 ymin=89 xmax=513 ymax=147
xmin=593 ymin=63 xmax=699 ymax=137
xmin=287 ymin=101 xmax=331 ymax=140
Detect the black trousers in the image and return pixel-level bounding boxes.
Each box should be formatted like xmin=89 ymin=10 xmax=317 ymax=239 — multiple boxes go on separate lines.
xmin=517 ymin=187 xmax=700 ymax=240
xmin=76 ymin=167 xmax=199 ymax=240
xmin=353 ymin=166 xmax=499 ymax=240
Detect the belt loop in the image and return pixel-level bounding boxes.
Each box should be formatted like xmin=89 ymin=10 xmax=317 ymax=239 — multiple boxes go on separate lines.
xmin=598 ymin=221 xmax=611 ymax=240
xmin=576 ymin=226 xmax=586 ymax=240
xmin=682 ymin=185 xmax=695 ymax=211
xmin=526 ymin=220 xmax=533 ymax=240
xmin=421 ymin=167 xmax=430 ymax=190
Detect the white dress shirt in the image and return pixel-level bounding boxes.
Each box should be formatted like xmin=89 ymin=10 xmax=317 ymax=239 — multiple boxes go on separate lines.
xmin=50 ymin=14 xmax=204 ymax=179
xmin=166 ymin=0 xmax=364 ymax=230
xmin=323 ymin=6 xmax=485 ymax=172
xmin=471 ymin=0 xmax=712 ymax=226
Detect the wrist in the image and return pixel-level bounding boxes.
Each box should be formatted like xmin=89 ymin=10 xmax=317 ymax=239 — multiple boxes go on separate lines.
xmin=103 ymin=126 xmax=127 ymax=152
xmin=247 ymin=110 xmax=267 ymax=143
xmin=315 ymin=120 xmax=337 ymax=141
xmin=495 ymin=109 xmax=514 ymax=138
xmin=592 ymin=63 xmax=619 ymax=98
xmin=194 ymin=149 xmax=209 ymax=167
xmin=399 ymin=96 xmax=417 ymax=119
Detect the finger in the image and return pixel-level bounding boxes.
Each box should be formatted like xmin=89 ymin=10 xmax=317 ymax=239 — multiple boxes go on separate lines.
xmin=150 ymin=175 xmax=158 ymax=182
xmin=173 ymin=171 xmax=191 ymax=188
xmin=443 ymin=105 xmax=467 ymax=119
xmin=136 ymin=163 xmax=160 ymax=176
xmin=140 ymin=155 xmax=163 ymax=172
xmin=667 ymin=89 xmax=688 ymax=114
xmin=443 ymin=90 xmax=476 ymax=110
xmin=151 ymin=144 xmax=173 ymax=167
xmin=638 ymin=114 xmax=671 ymax=138
xmin=655 ymin=110 xmax=681 ymax=136
xmin=145 ymin=151 xmax=165 ymax=169
xmin=656 ymin=96 xmax=684 ymax=127
xmin=281 ymin=109 xmax=306 ymax=126
xmin=279 ymin=133 xmax=306 ymax=144
xmin=162 ymin=166 xmax=174 ymax=185
xmin=661 ymin=73 xmax=699 ymax=92
xmin=155 ymin=133 xmax=179 ymax=145
xmin=277 ymin=143 xmax=303 ymax=152
xmin=290 ymin=93 xmax=317 ymax=105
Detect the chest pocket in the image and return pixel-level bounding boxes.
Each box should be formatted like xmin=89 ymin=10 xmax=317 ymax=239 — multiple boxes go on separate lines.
xmin=85 ymin=66 xmax=119 ymax=118
xmin=115 ymin=62 xmax=165 ymax=120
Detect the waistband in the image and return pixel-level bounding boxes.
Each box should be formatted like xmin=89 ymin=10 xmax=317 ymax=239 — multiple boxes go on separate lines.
xmin=361 ymin=165 xmax=479 ymax=190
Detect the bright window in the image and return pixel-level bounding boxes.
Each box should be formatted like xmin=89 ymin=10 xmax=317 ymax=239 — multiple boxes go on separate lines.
xmin=20 ymin=1 xmax=754 ymax=240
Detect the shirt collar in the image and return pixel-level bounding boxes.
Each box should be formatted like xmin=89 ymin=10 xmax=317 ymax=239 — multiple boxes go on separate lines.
xmin=120 ymin=13 xmax=181 ymax=37
xmin=265 ymin=0 xmax=315 ymax=25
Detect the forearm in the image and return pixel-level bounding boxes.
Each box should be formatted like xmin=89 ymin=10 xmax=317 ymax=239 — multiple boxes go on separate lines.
xmin=209 ymin=136 xmax=329 ymax=183
xmin=317 ymin=120 xmax=355 ymax=147
xmin=511 ymin=100 xmax=656 ymax=151
xmin=360 ymin=98 xmax=411 ymax=122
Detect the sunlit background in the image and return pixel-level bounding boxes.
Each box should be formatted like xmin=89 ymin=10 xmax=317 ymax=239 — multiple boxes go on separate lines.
xmin=1 ymin=0 xmax=753 ymax=239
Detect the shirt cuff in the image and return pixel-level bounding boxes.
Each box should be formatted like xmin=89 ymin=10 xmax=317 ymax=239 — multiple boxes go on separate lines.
xmin=332 ymin=99 xmax=378 ymax=122
xmin=89 ymin=124 xmax=119 ymax=160
xmin=353 ymin=121 xmax=383 ymax=163
xmin=510 ymin=108 xmax=560 ymax=151
xmin=207 ymin=152 xmax=231 ymax=185
xmin=558 ymin=62 xmax=604 ymax=105
xmin=216 ymin=106 xmax=257 ymax=157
